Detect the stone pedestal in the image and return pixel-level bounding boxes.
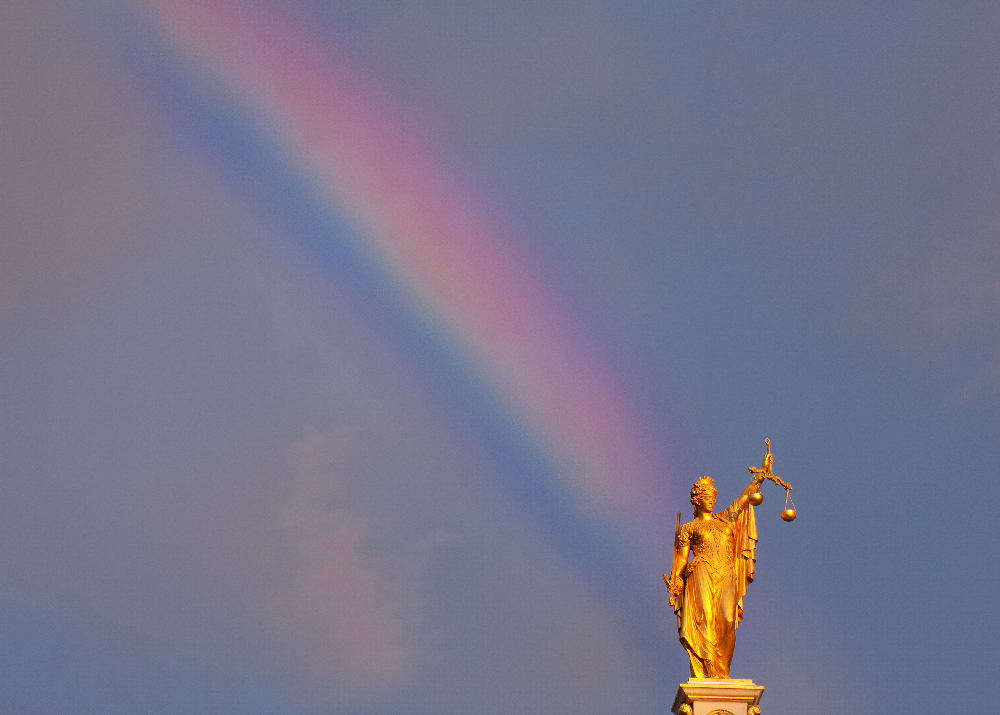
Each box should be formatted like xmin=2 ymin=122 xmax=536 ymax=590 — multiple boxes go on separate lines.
xmin=671 ymin=678 xmax=764 ymax=715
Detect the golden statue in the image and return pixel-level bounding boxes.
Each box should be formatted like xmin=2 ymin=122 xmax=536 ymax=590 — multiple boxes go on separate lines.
xmin=663 ymin=439 xmax=794 ymax=678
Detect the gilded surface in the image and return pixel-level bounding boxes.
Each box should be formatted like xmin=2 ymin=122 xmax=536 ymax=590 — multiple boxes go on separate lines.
xmin=664 ymin=440 xmax=792 ymax=678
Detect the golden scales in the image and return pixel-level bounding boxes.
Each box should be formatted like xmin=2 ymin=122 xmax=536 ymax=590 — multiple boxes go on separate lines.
xmin=748 ymin=438 xmax=796 ymax=521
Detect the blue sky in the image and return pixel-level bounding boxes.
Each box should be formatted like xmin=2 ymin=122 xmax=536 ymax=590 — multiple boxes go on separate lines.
xmin=0 ymin=1 xmax=998 ymax=713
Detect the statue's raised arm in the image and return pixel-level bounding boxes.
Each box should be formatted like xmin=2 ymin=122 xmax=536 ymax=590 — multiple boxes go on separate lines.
xmin=726 ymin=469 xmax=766 ymax=514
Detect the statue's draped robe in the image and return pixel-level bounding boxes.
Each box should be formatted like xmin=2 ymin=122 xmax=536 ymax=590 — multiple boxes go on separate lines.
xmin=673 ymin=498 xmax=757 ymax=678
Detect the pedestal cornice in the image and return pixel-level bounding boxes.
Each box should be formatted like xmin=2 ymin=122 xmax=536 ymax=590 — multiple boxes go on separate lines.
xmin=671 ymin=678 xmax=764 ymax=715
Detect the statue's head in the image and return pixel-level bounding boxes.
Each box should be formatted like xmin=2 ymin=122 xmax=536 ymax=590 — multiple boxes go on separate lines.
xmin=690 ymin=476 xmax=717 ymax=514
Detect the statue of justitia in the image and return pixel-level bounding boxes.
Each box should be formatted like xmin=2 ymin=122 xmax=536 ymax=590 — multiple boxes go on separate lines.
xmin=663 ymin=441 xmax=791 ymax=678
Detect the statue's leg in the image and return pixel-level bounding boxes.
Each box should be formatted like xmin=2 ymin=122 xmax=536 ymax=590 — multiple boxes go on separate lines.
xmin=681 ymin=566 xmax=715 ymax=678
xmin=716 ymin=576 xmax=739 ymax=677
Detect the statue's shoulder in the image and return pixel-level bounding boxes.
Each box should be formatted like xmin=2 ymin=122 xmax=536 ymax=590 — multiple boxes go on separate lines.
xmin=678 ymin=520 xmax=697 ymax=542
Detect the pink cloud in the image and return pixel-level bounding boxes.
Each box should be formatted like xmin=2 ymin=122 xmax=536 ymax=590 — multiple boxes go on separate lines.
xmin=258 ymin=432 xmax=419 ymax=704
xmin=840 ymin=221 xmax=1000 ymax=346
xmin=268 ymin=517 xmax=410 ymax=697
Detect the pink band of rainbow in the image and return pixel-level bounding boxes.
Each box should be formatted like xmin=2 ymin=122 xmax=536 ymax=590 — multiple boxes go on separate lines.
xmin=139 ymin=0 xmax=672 ymax=549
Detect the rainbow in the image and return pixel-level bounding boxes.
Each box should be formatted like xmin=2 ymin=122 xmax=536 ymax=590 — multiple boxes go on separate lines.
xmin=131 ymin=0 xmax=674 ymax=556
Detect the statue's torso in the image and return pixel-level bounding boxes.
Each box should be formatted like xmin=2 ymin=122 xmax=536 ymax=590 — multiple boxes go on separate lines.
xmin=682 ymin=515 xmax=735 ymax=574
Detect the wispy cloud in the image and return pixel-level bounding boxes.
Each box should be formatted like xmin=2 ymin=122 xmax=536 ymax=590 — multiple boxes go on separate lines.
xmin=259 ymin=432 xmax=419 ymax=704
